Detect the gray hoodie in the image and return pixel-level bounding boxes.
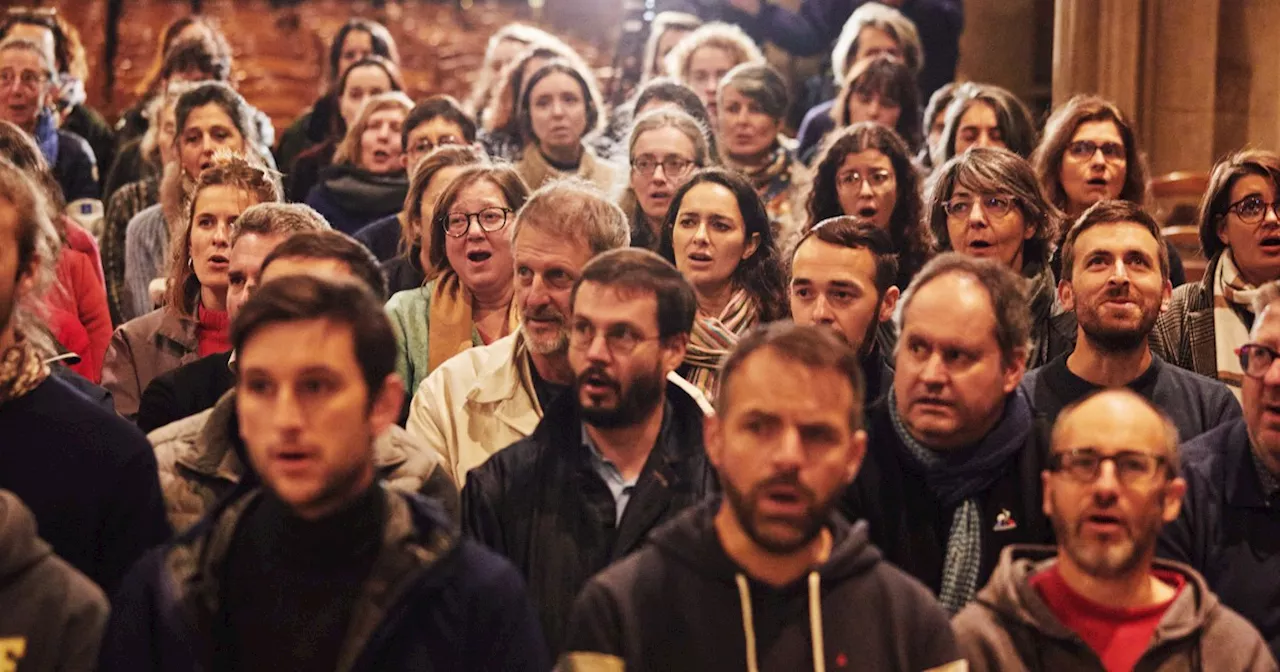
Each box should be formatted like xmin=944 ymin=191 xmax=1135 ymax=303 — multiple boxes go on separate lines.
xmin=953 ymin=544 xmax=1277 ymax=672
xmin=0 ymin=489 xmax=109 ymax=672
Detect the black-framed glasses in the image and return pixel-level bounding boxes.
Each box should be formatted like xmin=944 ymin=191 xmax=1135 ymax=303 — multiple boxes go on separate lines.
xmin=631 ymin=156 xmax=695 ymax=179
xmin=1066 ymin=140 xmax=1126 ymax=162
xmin=1237 ymin=343 xmax=1280 ymax=378
xmin=567 ymin=320 xmax=659 ymax=356
xmin=1050 ymin=449 xmax=1169 ymax=486
xmin=943 ymin=195 xmax=1018 ymax=219
xmin=1225 ymin=196 xmax=1280 ymax=226
xmin=441 ymin=207 xmax=512 ymax=237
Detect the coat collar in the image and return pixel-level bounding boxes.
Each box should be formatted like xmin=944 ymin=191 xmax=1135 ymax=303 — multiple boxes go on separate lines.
xmin=465 ymin=332 xmax=543 ymax=435
xmin=154 ymin=308 xmax=199 ymax=352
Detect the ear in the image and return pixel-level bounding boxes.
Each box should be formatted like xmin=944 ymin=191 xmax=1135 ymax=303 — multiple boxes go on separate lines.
xmin=369 ymin=373 xmax=405 ymax=436
xmin=660 ymin=333 xmax=689 ymax=376
xmin=1057 ymin=278 xmax=1076 ymax=312
xmin=1161 ymin=476 xmax=1188 ymax=523
xmin=843 ymin=428 xmax=868 ymax=484
xmin=400 ymin=153 xmax=411 ymax=170
xmin=1041 ymin=470 xmax=1054 ymax=518
xmin=1159 ymin=278 xmax=1173 ymax=313
xmin=877 ymin=286 xmax=899 ymax=324
xmin=1002 ymin=347 xmax=1028 ymax=394
xmin=741 ymin=231 xmax=761 ymax=261
xmin=1217 ymin=215 xmax=1230 ymax=247
xmin=704 ymin=413 xmax=725 ymax=471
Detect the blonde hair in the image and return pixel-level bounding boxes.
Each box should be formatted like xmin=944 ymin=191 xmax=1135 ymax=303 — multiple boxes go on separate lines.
xmin=663 ymin=22 xmax=764 ymax=84
xmin=332 ymin=91 xmax=414 ymax=167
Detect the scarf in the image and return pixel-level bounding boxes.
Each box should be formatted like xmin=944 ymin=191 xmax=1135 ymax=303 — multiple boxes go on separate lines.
xmin=426 ymin=272 xmax=519 ymax=373
xmin=0 ymin=338 xmax=51 ymax=405
xmin=318 ymin=164 xmax=408 ymax=217
xmin=725 ymin=144 xmax=792 ymax=204
xmin=684 ymin=288 xmax=758 ymax=400
xmin=1214 ymin=250 xmax=1259 ymax=399
xmin=888 ymin=387 xmax=1034 ymax=614
xmin=197 ymin=305 xmax=231 ymax=358
xmin=34 ymin=110 xmax=59 ymax=167
xmin=1024 ymin=262 xmax=1059 ymax=368
xmin=516 ymin=143 xmax=607 ymax=192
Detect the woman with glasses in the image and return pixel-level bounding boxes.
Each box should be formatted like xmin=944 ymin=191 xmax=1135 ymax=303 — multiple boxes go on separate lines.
xmin=658 ymin=168 xmax=785 ymax=400
xmin=386 ymin=164 xmax=530 ymax=396
xmin=620 ymin=108 xmax=712 ymax=250
xmin=1032 ymin=94 xmax=1186 ymax=286
xmin=513 ymin=59 xmax=615 ymax=193
xmin=1153 ymin=150 xmax=1280 ymax=398
xmin=926 ymin=147 xmax=1074 ymax=368
xmin=807 ymin=122 xmax=933 ymax=289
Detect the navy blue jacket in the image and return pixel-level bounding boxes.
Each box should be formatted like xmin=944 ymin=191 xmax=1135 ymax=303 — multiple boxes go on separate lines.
xmin=99 ymin=487 xmax=550 ymax=672
xmin=353 ymin=212 xmax=406 ymax=263
xmin=1159 ymin=418 xmax=1280 ymax=660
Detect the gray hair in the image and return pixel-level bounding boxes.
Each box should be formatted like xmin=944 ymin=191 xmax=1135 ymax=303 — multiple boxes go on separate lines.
xmin=664 ymin=22 xmax=764 ymax=84
xmin=717 ymin=62 xmax=789 ymax=120
xmin=231 ymin=203 xmax=332 ymax=246
xmin=831 ymin=2 xmax=923 ymax=79
xmin=513 ymin=178 xmax=629 ymax=256
xmin=896 ymin=252 xmax=1032 ymax=367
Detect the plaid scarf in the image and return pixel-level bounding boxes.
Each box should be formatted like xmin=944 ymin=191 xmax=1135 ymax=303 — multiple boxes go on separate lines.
xmin=0 ymin=338 xmax=51 ymax=405
xmin=683 ymin=288 xmax=758 ymax=401
xmin=1214 ymin=251 xmax=1258 ymax=400
xmin=887 ymin=388 xmax=1033 ymax=614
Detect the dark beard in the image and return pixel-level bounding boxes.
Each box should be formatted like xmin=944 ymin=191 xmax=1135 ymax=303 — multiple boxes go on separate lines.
xmin=577 ymin=363 xmax=666 ymax=429
xmin=721 ymin=472 xmax=830 ymax=555
xmin=1078 ymin=302 xmax=1160 ymax=354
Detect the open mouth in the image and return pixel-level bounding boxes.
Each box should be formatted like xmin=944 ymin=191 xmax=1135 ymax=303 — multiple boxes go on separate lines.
xmin=1084 ymin=513 xmax=1126 ymax=532
xmin=1259 ymin=234 xmax=1280 ymax=251
xmin=208 ymin=254 xmax=229 ymax=265
xmin=856 ymin=206 xmax=879 ymax=219
xmin=466 ymin=250 xmax=492 ymax=263
xmin=1086 ymin=177 xmax=1109 ymax=187
xmin=914 ymin=396 xmax=952 ymax=409
xmin=967 ymin=240 xmax=994 ymax=251
xmin=688 ymin=250 xmax=713 ymax=263
xmin=372 ymin=149 xmax=392 ymax=162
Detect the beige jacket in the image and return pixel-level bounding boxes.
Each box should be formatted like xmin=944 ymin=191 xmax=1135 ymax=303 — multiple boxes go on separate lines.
xmin=406 ymin=331 xmax=710 ymax=486
xmin=101 ymin=307 xmax=198 ymax=420
xmin=515 ymin=143 xmax=618 ymax=193
xmin=149 ymin=391 xmax=459 ymax=534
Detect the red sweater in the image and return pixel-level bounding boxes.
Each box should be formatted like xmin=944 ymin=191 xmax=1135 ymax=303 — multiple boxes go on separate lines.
xmin=196 ymin=305 xmax=231 ymax=358
xmin=1031 ymin=564 xmax=1186 ymax=672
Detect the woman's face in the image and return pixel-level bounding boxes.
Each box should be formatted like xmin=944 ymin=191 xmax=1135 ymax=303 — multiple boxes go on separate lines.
xmin=719 ymin=85 xmax=780 ymax=162
xmin=190 ymin=184 xmax=258 ymax=297
xmin=336 ymin=29 xmax=373 ymax=80
xmin=0 ymin=48 xmax=50 ymax=131
xmin=413 ymin=164 xmax=467 ymax=246
xmin=671 ymin=182 xmax=760 ymax=297
xmin=846 ymin=89 xmax=901 ymax=129
xmin=631 ymin=126 xmax=699 ymax=223
xmin=358 ymin=106 xmax=406 ymax=173
xmin=179 ymin=102 xmax=245 ymax=179
xmin=851 ymin=27 xmax=903 ymax=72
xmin=339 ymin=64 xmax=392 ymax=128
xmin=1218 ymin=172 xmax=1280 ymax=285
xmin=954 ymin=101 xmax=1005 ymax=155
xmin=944 ymin=186 xmax=1034 ymax=272
xmin=836 ymin=149 xmax=898 ymax=232
xmin=686 ymin=46 xmax=735 ymax=120
xmin=443 ymin=178 xmax=516 ymax=300
xmin=1058 ymin=120 xmax=1128 ymax=215
xmin=528 ymin=71 xmax=588 ymax=154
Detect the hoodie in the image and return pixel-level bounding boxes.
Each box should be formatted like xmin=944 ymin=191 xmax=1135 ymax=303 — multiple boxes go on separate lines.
xmin=952 ymin=545 xmax=1277 ymax=672
xmin=560 ymin=499 xmax=963 ymax=672
xmin=0 ymin=490 xmax=109 ymax=672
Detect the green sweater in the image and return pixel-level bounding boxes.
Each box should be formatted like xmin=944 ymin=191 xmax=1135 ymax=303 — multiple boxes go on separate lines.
xmin=386 ymin=280 xmax=483 ymax=396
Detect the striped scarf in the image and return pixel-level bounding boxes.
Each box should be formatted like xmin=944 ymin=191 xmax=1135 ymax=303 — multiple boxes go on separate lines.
xmin=1214 ymin=250 xmax=1259 ymax=400
xmin=684 ymin=288 xmax=758 ymax=401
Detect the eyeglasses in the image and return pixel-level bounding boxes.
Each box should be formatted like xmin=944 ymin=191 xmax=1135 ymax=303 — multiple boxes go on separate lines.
xmin=441 ymin=207 xmax=512 ymax=237
xmin=0 ymin=69 xmax=48 ymax=91
xmin=631 ymin=156 xmax=695 ymax=179
xmin=1050 ymin=449 xmax=1169 ymax=486
xmin=943 ymin=195 xmax=1018 ymax=219
xmin=837 ymin=168 xmax=894 ymax=191
xmin=1236 ymin=343 xmax=1280 ymax=378
xmin=409 ymin=136 xmax=462 ymax=156
xmin=1225 ymin=196 xmax=1280 ymax=226
xmin=1066 ymin=140 xmax=1126 ymax=162
xmin=568 ymin=320 xmax=658 ymax=356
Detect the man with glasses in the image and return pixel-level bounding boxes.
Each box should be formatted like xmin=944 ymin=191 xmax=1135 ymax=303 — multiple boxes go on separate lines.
xmin=1022 ymin=200 xmax=1239 ymax=438
xmin=841 ymin=253 xmax=1053 ymax=615
xmin=461 ymin=248 xmax=716 ymax=655
xmin=1161 ymin=280 xmax=1280 ymax=660
xmin=953 ymin=389 xmax=1272 ymax=670
xmin=0 ymin=37 xmax=97 ymax=202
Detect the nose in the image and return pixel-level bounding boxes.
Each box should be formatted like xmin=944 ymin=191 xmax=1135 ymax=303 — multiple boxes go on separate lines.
xmin=1089 ymin=148 xmax=1107 ymax=168
xmin=973 ymin=131 xmax=994 ymax=149
xmin=523 ymin=274 xmax=552 ymax=310
xmin=1108 ymin=258 xmax=1131 ymax=283
xmin=212 ymin=220 xmax=231 ymax=246
xmin=967 ymin=201 xmax=990 ymax=227
xmin=1092 ymin=460 xmax=1122 ymax=493
xmin=584 ymin=331 xmax=613 ymax=362
xmin=692 ymin=221 xmax=711 ymax=244
xmin=464 ymin=215 xmax=486 ymax=239
xmin=1265 ymin=203 xmax=1280 ymax=226
xmin=272 ymin=386 xmax=305 ymax=431
xmin=1263 ymin=355 xmax=1280 ymax=387
xmin=771 ymin=425 xmax=805 ymax=468
xmin=918 ymin=350 xmax=949 ymax=384
xmin=810 ymin=295 xmax=835 ymax=324
xmin=859 ymin=176 xmax=876 ymax=197
xmin=651 ymin=163 xmax=669 ymax=183
xmin=867 ymin=100 xmax=882 ymax=121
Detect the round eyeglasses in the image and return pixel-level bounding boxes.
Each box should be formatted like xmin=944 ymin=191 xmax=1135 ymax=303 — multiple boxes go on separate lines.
xmin=441 ymin=207 xmax=512 ymax=237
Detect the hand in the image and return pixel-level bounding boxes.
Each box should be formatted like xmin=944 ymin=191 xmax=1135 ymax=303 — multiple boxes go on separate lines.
xmin=727 ymin=0 xmax=763 ymax=16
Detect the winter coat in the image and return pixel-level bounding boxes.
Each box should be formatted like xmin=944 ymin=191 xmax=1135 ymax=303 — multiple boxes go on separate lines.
xmin=304 ymin=164 xmax=407 ymax=235
xmin=953 ymin=545 xmax=1276 ymax=671
xmin=45 ymin=220 xmax=111 ymax=382
xmin=102 ymin=307 xmax=199 ymax=420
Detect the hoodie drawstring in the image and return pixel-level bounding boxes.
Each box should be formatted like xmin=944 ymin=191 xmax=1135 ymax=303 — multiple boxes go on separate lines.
xmin=735 ymin=571 xmax=827 ymax=672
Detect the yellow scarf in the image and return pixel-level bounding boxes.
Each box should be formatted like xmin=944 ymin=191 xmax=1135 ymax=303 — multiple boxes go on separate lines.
xmin=426 ymin=271 xmax=519 ymax=372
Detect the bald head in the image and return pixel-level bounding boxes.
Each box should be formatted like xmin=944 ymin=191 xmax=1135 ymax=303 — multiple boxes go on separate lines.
xmin=1052 ymin=389 xmax=1181 ymax=475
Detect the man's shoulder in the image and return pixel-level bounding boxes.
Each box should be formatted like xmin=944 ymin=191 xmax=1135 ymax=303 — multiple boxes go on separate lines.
xmin=419 ymin=333 xmax=520 ymax=395
xmin=1155 ymin=358 xmax=1236 ymax=399
xmin=3 ymin=376 xmax=150 ymax=458
xmin=1181 ymin=419 xmax=1247 ymax=468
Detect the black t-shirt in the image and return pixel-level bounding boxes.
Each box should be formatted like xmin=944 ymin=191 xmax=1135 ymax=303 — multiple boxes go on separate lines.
xmin=530 ymin=359 xmax=571 ymax=412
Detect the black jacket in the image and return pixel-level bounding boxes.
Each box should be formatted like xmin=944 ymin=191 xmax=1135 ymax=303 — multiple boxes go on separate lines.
xmin=462 ymin=380 xmax=718 ymax=654
xmin=137 ymin=351 xmax=236 ymax=433
xmin=54 ymin=128 xmax=99 ymax=201
xmin=561 ymin=500 xmax=962 ymax=671
xmin=840 ymin=398 xmax=1054 ymax=597
xmin=354 ymin=212 xmax=407 ymax=263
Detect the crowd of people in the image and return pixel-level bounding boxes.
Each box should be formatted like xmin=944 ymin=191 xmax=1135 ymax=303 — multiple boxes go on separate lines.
xmin=4 ymin=1 xmax=1280 ymax=670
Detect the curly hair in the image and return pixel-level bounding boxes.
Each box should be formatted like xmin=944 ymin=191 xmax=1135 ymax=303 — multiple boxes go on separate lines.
xmin=807 ymin=122 xmax=933 ymax=287
xmin=659 ymin=168 xmax=786 ymax=322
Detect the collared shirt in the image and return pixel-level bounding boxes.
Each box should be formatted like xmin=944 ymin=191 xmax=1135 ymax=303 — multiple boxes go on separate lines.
xmin=1251 ymin=447 xmax=1280 ymax=503
xmin=582 ymin=424 xmax=638 ymax=525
